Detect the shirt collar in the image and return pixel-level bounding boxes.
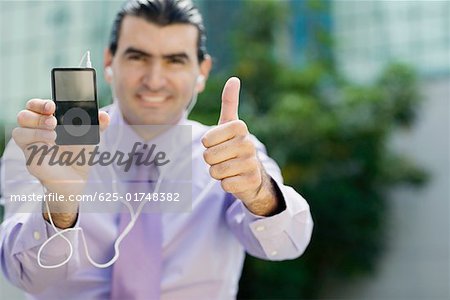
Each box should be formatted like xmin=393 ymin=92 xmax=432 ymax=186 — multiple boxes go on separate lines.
xmin=102 ymin=102 xmax=192 ymax=168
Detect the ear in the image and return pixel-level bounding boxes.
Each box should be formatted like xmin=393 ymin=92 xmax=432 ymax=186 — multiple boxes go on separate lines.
xmin=104 ymin=48 xmax=113 ymax=84
xmin=195 ymin=54 xmax=212 ymax=93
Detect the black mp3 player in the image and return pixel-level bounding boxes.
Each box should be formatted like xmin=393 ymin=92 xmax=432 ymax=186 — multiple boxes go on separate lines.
xmin=51 ymin=68 xmax=100 ymax=145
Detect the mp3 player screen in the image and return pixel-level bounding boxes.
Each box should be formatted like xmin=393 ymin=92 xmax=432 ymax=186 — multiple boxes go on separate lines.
xmin=54 ymin=70 xmax=95 ymax=102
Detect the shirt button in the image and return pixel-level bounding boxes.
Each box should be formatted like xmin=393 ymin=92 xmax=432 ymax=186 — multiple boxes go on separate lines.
xmin=270 ymin=250 xmax=278 ymax=256
xmin=33 ymin=231 xmax=41 ymax=241
xmin=255 ymin=225 xmax=265 ymax=232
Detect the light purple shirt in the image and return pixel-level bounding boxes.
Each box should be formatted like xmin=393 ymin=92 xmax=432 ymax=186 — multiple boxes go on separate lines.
xmin=0 ymin=103 xmax=313 ymax=300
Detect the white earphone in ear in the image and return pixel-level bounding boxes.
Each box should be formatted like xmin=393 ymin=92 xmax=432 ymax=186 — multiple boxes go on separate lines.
xmin=106 ymin=67 xmax=113 ymax=76
xmin=197 ymin=75 xmax=204 ymax=83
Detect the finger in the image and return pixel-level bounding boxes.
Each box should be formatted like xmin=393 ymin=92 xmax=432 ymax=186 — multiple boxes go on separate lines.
xmin=12 ymin=127 xmax=56 ymax=148
xmin=98 ymin=111 xmax=110 ymax=132
xmin=218 ymin=77 xmax=240 ymax=125
xmin=203 ymin=138 xmax=240 ymax=165
xmin=209 ymin=157 xmax=257 ymax=180
xmin=17 ymin=110 xmax=57 ymax=129
xmin=202 ymin=119 xmax=248 ymax=148
xmin=220 ymin=171 xmax=261 ymax=195
xmin=203 ymin=134 xmax=255 ymax=165
xmin=25 ymin=99 xmax=55 ymax=115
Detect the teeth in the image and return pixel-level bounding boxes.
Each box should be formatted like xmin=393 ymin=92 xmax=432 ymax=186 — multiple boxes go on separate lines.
xmin=142 ymin=96 xmax=165 ymax=103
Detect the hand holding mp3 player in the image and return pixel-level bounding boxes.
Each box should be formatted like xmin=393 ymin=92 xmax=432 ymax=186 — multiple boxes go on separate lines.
xmin=12 ymin=68 xmax=109 ymax=226
xmin=52 ymin=68 xmax=100 ymax=145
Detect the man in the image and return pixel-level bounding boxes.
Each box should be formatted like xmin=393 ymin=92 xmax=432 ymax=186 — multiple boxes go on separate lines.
xmin=0 ymin=0 xmax=313 ymax=299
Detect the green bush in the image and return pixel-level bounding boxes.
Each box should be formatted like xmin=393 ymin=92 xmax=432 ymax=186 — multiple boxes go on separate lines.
xmin=191 ymin=1 xmax=427 ymax=298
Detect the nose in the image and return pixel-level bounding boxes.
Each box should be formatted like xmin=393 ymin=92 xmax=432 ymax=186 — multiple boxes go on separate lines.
xmin=142 ymin=61 xmax=167 ymax=91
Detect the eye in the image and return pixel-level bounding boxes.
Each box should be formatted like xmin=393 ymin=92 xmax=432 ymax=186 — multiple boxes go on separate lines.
xmin=168 ymin=56 xmax=186 ymax=65
xmin=127 ymin=54 xmax=146 ymax=61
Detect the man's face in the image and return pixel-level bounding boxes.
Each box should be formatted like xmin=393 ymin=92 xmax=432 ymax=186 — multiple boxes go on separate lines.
xmin=104 ymin=16 xmax=210 ymax=125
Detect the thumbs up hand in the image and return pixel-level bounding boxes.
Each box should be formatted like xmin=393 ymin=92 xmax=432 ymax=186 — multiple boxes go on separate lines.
xmin=201 ymin=77 xmax=281 ymax=216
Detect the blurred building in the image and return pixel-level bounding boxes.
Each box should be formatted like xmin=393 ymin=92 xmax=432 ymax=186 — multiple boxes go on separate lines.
xmin=330 ymin=1 xmax=449 ymax=299
xmin=0 ymin=1 xmax=122 ymax=125
xmin=334 ymin=0 xmax=450 ymax=82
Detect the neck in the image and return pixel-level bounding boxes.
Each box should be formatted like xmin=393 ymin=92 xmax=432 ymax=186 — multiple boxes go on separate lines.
xmin=125 ymin=112 xmax=186 ymax=142
xmin=132 ymin=125 xmax=171 ymax=142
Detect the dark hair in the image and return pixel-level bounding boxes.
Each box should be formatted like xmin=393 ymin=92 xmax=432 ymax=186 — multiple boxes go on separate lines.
xmin=108 ymin=0 xmax=207 ymax=62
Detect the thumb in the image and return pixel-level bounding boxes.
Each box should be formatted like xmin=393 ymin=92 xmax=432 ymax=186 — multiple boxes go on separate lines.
xmin=98 ymin=111 xmax=110 ymax=132
xmin=218 ymin=77 xmax=240 ymax=125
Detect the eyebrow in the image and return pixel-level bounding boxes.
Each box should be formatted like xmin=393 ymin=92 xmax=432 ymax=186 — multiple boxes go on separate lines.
xmin=123 ymin=47 xmax=191 ymax=62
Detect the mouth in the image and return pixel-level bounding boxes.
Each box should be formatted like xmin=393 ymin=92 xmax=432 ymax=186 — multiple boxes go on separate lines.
xmin=137 ymin=94 xmax=169 ymax=106
xmin=142 ymin=96 xmax=165 ymax=103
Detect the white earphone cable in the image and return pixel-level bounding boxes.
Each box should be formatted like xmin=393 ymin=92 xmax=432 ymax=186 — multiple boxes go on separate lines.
xmin=37 ymin=103 xmax=215 ymax=269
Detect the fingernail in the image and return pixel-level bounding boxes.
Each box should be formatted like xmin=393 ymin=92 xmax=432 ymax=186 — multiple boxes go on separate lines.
xmin=44 ymin=117 xmax=55 ymax=127
xmin=44 ymin=101 xmax=53 ymax=113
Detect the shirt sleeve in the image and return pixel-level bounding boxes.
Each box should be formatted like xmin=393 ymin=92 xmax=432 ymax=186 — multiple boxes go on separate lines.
xmin=0 ymin=140 xmax=81 ymax=294
xmin=225 ymin=135 xmax=313 ymax=261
